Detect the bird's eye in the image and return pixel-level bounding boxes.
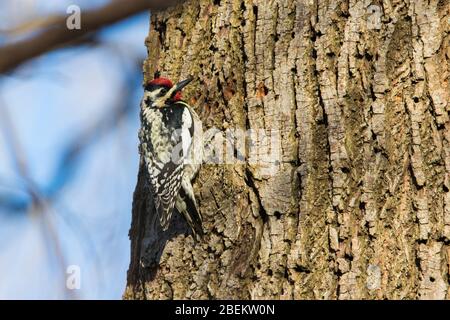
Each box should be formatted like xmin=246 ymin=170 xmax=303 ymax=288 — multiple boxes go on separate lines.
xmin=160 ymin=88 xmax=168 ymax=95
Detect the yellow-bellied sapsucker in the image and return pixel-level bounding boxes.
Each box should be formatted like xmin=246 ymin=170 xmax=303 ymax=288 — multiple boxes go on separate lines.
xmin=139 ymin=76 xmax=204 ymax=239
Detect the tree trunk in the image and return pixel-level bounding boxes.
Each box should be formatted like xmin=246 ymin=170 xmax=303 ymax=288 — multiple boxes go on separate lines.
xmin=124 ymin=0 xmax=450 ymax=299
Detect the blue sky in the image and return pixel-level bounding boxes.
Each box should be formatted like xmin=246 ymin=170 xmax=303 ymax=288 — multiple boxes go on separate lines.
xmin=0 ymin=1 xmax=149 ymax=299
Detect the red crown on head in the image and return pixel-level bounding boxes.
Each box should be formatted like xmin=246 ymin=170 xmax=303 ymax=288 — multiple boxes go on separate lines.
xmin=148 ymin=77 xmax=173 ymax=88
xmin=147 ymin=77 xmax=184 ymax=101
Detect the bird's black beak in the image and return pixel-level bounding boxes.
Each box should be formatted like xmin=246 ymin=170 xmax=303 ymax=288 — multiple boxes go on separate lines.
xmin=173 ymin=76 xmax=193 ymax=93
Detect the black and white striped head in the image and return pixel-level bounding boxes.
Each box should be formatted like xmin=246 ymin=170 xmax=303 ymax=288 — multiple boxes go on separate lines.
xmin=144 ymin=76 xmax=193 ymax=108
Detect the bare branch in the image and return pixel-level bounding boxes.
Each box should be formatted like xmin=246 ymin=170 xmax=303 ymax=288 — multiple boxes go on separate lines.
xmin=0 ymin=0 xmax=178 ymax=73
xmin=0 ymin=16 xmax=61 ymax=36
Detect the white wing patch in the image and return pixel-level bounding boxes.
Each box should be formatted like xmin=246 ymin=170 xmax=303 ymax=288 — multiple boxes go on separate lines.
xmin=181 ymin=107 xmax=193 ymax=164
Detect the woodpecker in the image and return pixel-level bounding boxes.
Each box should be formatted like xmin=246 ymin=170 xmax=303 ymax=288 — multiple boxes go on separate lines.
xmin=139 ymin=75 xmax=204 ymax=239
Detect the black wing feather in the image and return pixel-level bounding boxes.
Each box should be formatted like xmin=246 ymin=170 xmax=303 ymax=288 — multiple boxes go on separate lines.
xmin=177 ymin=187 xmax=204 ymax=239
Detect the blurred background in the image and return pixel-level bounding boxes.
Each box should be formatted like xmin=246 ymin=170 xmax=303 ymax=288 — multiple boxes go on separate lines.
xmin=0 ymin=0 xmax=152 ymax=299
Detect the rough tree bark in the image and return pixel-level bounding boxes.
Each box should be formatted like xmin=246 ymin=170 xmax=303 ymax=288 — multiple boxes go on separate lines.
xmin=124 ymin=0 xmax=450 ymax=299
